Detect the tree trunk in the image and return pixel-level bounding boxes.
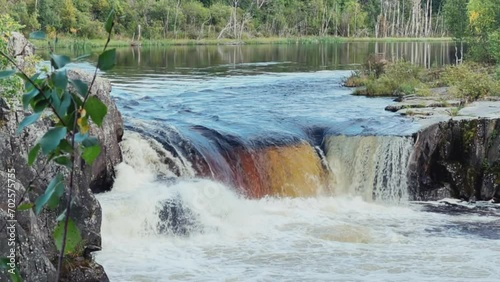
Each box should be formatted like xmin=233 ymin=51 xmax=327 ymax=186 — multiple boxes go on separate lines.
xmin=428 ymin=0 xmax=432 ymax=36
xmin=173 ymin=0 xmax=180 ymax=39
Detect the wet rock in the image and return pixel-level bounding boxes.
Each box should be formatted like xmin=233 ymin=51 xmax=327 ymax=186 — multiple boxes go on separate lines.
xmin=157 ymin=197 xmax=197 ymax=236
xmin=409 ymin=118 xmax=500 ymax=201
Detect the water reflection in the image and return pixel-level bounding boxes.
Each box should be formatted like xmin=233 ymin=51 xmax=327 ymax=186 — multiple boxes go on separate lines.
xmin=40 ymin=41 xmax=454 ymax=74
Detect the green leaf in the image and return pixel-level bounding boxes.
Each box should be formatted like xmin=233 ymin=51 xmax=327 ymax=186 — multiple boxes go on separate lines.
xmin=97 ymin=49 xmax=116 ymax=71
xmin=56 ymin=91 xmax=72 ymax=117
xmin=105 ymin=9 xmax=116 ymax=34
xmin=40 ymin=127 xmax=67 ymax=154
xmin=84 ymin=96 xmax=107 ymax=127
xmin=0 ymin=257 xmax=22 ymax=282
xmin=47 ymin=181 xmax=65 ymax=209
xmin=82 ymin=145 xmax=101 ymax=165
xmin=54 ymin=156 xmax=71 ymax=168
xmin=82 ymin=136 xmax=98 ymax=147
xmin=32 ymin=99 xmax=49 ymax=113
xmin=17 ymin=112 xmax=41 ymax=134
xmin=53 ymin=218 xmax=82 ymax=255
xmin=28 ymin=144 xmax=41 ymax=166
xmin=17 ymin=203 xmax=34 ymax=211
xmin=74 ymin=132 xmax=89 ymax=143
xmin=47 ymin=89 xmax=61 ymax=109
xmin=69 ymin=79 xmax=89 ymax=98
xmin=34 ymin=174 xmax=63 ymax=215
xmin=50 ymin=54 xmax=71 ymax=70
xmin=22 ymin=88 xmax=39 ymax=110
xmin=59 ymin=139 xmax=74 ymax=153
xmin=0 ymin=70 xmax=15 ymax=79
xmin=29 ymin=31 xmax=46 ymax=40
xmin=52 ymin=69 xmax=68 ymax=89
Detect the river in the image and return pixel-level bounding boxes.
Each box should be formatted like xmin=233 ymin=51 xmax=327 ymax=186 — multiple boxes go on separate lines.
xmin=46 ymin=41 xmax=500 ymax=281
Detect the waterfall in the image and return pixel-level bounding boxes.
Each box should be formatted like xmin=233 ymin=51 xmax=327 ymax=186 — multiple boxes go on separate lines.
xmin=120 ymin=127 xmax=414 ymax=202
xmin=324 ymin=135 xmax=414 ymax=202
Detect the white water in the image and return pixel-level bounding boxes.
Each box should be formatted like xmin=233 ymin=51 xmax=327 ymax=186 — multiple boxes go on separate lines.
xmin=325 ymin=136 xmax=413 ymax=202
xmin=96 ymin=134 xmax=500 ymax=281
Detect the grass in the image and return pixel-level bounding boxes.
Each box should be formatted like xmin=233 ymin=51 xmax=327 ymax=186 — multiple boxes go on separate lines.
xmin=346 ymin=59 xmax=500 ymax=101
xmin=30 ymin=35 xmax=453 ymax=49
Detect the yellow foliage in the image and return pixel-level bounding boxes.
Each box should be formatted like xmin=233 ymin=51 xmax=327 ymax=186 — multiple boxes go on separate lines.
xmin=469 ymin=10 xmax=479 ymax=25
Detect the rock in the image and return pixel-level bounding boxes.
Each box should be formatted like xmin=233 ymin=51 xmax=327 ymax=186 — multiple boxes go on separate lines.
xmin=68 ymin=69 xmax=124 ymax=193
xmin=408 ymin=118 xmax=500 ymax=201
xmin=157 ymin=197 xmax=198 ymax=236
xmin=385 ymin=95 xmax=462 ymax=112
xmin=0 ymin=33 xmax=122 ymax=281
xmin=7 ymin=32 xmax=35 ymax=69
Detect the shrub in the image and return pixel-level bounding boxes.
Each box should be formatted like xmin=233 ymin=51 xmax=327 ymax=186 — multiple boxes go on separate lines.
xmin=352 ymin=60 xmax=426 ymax=96
xmin=343 ymin=71 xmax=369 ymax=87
xmin=441 ymin=63 xmax=500 ymax=101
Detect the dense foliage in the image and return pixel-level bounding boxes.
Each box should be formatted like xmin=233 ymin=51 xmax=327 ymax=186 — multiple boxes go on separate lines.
xmin=2 ymin=0 xmax=455 ymax=40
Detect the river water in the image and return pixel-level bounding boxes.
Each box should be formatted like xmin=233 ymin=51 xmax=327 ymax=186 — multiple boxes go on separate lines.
xmin=50 ymin=42 xmax=500 ymax=281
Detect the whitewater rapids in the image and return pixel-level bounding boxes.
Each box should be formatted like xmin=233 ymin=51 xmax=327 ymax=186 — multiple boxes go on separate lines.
xmin=95 ymin=134 xmax=500 ymax=282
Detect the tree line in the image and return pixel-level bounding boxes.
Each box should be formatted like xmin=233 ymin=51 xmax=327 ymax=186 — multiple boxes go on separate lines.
xmin=1 ymin=0 xmax=453 ymax=40
xmin=1 ymin=0 xmax=499 ymax=62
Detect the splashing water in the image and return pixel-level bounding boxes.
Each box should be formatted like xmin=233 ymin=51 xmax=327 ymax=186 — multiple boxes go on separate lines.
xmin=96 ymin=134 xmax=500 ymax=282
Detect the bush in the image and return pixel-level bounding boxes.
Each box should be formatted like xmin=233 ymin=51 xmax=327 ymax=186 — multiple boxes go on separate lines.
xmin=352 ymin=60 xmax=426 ymax=96
xmin=384 ymin=60 xmax=425 ymax=82
xmin=343 ymin=71 xmax=369 ymax=87
xmin=441 ymin=63 xmax=500 ymax=100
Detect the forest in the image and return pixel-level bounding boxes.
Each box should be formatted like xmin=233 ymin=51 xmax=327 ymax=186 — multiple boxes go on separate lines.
xmin=0 ymin=0 xmax=499 ymax=62
xmin=0 ymin=0 xmax=480 ymax=39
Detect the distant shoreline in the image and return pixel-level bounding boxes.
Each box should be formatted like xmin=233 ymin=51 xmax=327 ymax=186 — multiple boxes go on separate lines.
xmin=31 ymin=36 xmax=453 ymax=49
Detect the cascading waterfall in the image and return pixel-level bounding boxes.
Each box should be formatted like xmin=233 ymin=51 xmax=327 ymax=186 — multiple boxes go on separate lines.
xmin=119 ymin=128 xmax=415 ymax=202
xmin=96 ymin=130 xmax=500 ymax=282
xmin=324 ymin=135 xmax=414 ymax=202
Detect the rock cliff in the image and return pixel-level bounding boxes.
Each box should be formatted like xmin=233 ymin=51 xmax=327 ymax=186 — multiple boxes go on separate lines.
xmin=0 ymin=33 xmax=122 ymax=281
xmin=409 ymin=118 xmax=500 ymax=202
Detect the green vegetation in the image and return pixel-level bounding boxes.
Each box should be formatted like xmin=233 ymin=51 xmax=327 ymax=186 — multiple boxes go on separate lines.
xmin=1 ymin=0 xmax=454 ymax=42
xmin=349 ymin=59 xmax=429 ymax=97
xmin=347 ymin=60 xmax=500 ymax=100
xmin=346 ymin=0 xmax=500 ymax=100
xmin=0 ymin=15 xmax=25 ymax=106
xmin=0 ymin=9 xmax=117 ymax=282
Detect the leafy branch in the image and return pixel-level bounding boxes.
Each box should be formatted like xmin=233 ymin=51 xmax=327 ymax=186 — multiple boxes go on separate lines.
xmin=0 ymin=9 xmax=117 ymax=282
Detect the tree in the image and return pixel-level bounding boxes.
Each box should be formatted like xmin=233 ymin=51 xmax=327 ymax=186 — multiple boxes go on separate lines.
xmin=467 ymin=0 xmax=500 ymax=62
xmin=60 ymin=0 xmax=77 ymax=32
xmin=443 ymin=0 xmax=468 ymax=63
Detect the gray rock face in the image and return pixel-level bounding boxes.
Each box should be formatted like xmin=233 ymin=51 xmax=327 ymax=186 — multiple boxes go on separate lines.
xmin=409 ymin=118 xmax=500 ymax=202
xmin=0 ymin=35 xmax=122 ymax=282
xmin=7 ymin=31 xmax=34 ymax=69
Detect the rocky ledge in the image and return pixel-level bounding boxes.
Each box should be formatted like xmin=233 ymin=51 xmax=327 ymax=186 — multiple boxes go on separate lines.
xmin=388 ymin=89 xmax=500 ymax=202
xmin=0 ymin=33 xmax=123 ymax=281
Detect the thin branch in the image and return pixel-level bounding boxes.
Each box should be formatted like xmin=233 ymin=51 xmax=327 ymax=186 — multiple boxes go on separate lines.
xmin=0 ymin=50 xmax=67 ymax=127
xmin=55 ymin=100 xmax=79 ymax=282
xmin=82 ymin=24 xmax=113 ymax=106
xmin=56 ymin=22 xmax=113 ymax=279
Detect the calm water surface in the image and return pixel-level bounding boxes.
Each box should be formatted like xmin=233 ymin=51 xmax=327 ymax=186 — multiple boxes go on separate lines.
xmin=46 ymin=41 xmax=455 ymax=137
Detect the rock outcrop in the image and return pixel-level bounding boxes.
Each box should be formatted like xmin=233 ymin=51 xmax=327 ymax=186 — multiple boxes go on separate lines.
xmin=0 ymin=34 xmax=122 ymax=281
xmin=409 ymin=118 xmax=500 ymax=202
